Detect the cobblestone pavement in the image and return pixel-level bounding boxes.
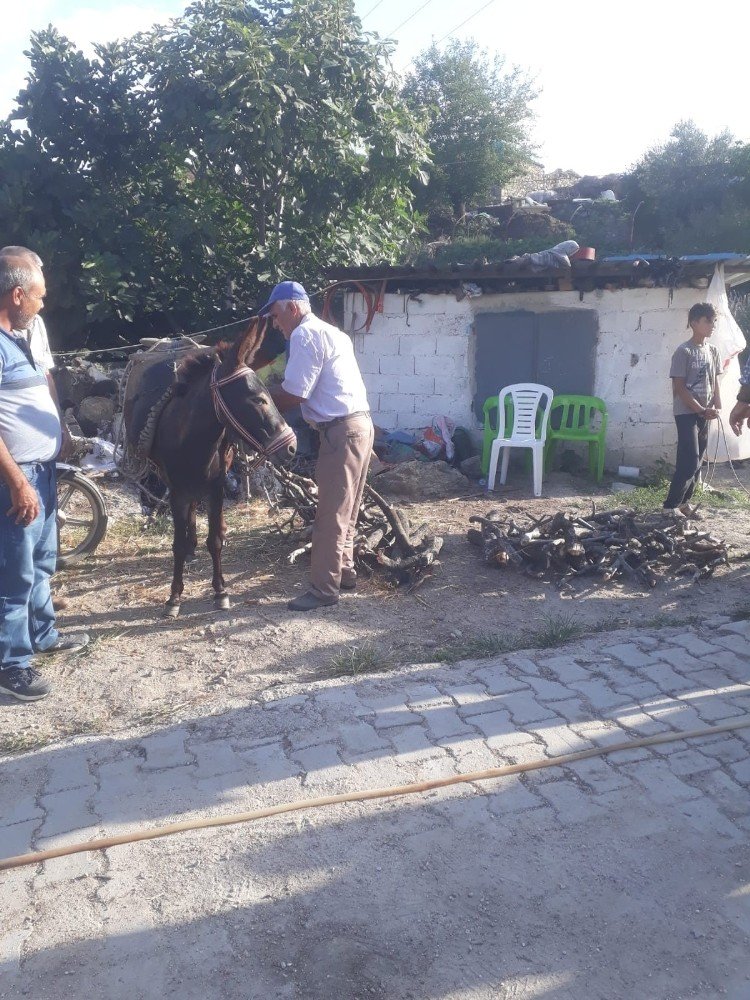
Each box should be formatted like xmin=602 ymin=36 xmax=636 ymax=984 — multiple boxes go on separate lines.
xmin=2 ymin=617 xmax=750 ymax=999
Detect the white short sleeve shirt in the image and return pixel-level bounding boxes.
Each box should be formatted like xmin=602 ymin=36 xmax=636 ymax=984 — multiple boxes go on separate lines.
xmin=282 ymin=315 xmax=369 ymax=425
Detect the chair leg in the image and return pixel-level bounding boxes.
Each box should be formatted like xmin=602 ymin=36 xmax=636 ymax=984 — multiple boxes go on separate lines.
xmin=544 ymin=438 xmax=556 ymax=473
xmin=532 ymin=444 xmax=543 ymax=497
xmin=500 ymin=446 xmax=511 ymax=485
xmin=596 ymin=440 xmax=605 ymax=483
xmin=487 ymin=441 xmax=501 ymax=491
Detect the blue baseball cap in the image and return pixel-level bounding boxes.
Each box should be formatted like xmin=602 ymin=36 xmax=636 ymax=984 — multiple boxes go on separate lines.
xmin=258 ymin=280 xmax=309 ymax=316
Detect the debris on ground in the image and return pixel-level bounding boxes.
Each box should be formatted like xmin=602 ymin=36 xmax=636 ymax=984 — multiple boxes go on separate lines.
xmin=467 ymin=507 xmax=730 ymax=591
xmin=374 ymin=460 xmax=470 ymax=500
xmin=267 ymin=467 xmax=443 ymax=588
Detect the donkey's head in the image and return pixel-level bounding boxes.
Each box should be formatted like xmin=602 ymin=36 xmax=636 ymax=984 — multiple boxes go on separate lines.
xmin=214 ymin=318 xmax=296 ymax=465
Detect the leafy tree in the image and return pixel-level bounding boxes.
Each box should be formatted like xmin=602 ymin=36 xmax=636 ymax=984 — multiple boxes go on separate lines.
xmin=627 ymin=121 xmax=750 ymax=252
xmin=0 ymin=0 xmax=427 ymax=347
xmin=402 ymin=40 xmax=537 ymax=219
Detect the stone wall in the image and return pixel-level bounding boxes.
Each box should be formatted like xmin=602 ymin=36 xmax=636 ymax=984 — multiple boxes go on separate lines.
xmin=344 ymin=284 xmax=707 ymax=470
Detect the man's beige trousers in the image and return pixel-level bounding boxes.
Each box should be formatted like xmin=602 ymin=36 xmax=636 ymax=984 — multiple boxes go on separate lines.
xmin=311 ymin=413 xmax=374 ymax=599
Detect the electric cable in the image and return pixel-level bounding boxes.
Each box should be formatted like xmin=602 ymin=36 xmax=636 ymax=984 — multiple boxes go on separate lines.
xmin=388 ymin=0 xmax=438 ymax=35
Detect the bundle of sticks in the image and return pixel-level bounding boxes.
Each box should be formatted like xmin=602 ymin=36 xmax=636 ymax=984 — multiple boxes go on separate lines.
xmin=265 ymin=465 xmax=443 ymax=588
xmin=467 ymin=507 xmax=729 ymax=590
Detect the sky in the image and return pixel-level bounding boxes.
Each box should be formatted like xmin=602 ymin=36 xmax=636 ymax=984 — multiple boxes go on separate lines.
xmin=2 ymin=0 xmax=748 ymax=177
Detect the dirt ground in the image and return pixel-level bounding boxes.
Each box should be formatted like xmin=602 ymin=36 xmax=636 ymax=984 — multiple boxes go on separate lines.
xmin=3 ymin=464 xmax=750 ymax=753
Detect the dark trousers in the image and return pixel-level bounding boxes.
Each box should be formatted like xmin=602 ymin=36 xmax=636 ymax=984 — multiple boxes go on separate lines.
xmin=664 ymin=414 xmax=708 ymax=509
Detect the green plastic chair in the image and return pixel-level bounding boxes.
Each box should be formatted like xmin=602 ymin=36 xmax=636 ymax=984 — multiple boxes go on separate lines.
xmin=543 ymin=394 xmax=608 ymax=483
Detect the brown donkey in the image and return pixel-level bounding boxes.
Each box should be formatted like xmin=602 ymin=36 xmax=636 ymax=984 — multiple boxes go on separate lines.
xmin=149 ymin=319 xmax=296 ymax=617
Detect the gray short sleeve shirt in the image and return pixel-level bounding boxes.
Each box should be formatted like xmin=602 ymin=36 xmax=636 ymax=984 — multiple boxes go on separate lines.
xmin=669 ymin=341 xmax=722 ymax=416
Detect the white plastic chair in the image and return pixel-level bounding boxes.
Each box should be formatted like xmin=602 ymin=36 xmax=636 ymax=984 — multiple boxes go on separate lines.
xmin=487 ymin=383 xmax=554 ymax=497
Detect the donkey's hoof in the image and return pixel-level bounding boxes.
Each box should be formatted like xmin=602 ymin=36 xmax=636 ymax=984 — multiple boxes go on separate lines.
xmin=214 ymin=593 xmax=231 ymax=610
xmin=164 ymin=602 xmax=181 ymax=618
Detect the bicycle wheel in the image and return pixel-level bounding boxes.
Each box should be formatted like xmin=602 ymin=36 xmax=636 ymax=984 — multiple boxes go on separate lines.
xmin=56 ymin=471 xmax=109 ymax=568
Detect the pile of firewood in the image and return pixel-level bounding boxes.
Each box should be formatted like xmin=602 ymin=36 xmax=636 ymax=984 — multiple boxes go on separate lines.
xmin=265 ymin=466 xmax=443 ymax=588
xmin=468 ymin=507 xmax=729 ymax=590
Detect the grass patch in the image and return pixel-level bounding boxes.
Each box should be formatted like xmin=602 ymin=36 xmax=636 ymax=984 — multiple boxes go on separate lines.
xmin=601 ymin=477 xmax=750 ymax=513
xmin=0 ymin=718 xmax=107 ymax=758
xmin=328 ymin=642 xmax=391 ymax=678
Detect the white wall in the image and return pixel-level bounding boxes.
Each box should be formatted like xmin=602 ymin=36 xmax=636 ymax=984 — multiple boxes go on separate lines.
xmin=345 ymin=284 xmax=704 ymax=470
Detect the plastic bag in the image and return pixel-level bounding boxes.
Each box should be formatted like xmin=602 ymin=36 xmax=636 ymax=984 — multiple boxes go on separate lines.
xmin=704 ymin=264 xmax=750 ymax=461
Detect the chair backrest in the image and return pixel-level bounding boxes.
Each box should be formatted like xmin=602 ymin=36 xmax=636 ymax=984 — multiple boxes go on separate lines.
xmin=498 ymin=383 xmax=554 ymax=441
xmin=549 ymin=394 xmax=607 ymax=433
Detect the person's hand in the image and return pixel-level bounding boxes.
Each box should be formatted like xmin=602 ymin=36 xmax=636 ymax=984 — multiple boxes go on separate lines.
xmin=57 ymin=425 xmax=75 ymax=462
xmin=729 ymin=401 xmax=750 ymax=436
xmin=702 ymin=406 xmax=719 ymax=420
xmin=7 ymin=478 xmax=40 ymax=525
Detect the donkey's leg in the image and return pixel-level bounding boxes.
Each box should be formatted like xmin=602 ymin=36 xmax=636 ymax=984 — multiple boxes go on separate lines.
xmin=166 ymin=492 xmax=191 ymax=618
xmin=207 ymin=478 xmax=229 ymax=610
xmin=185 ymin=501 xmax=198 ymax=564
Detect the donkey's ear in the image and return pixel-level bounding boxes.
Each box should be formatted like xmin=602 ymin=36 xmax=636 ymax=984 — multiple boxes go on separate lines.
xmin=231 ymin=317 xmax=267 ymax=369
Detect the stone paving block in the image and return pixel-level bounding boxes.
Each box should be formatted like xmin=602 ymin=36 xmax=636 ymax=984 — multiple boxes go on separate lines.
xmin=689 ymin=695 xmax=741 ymax=724
xmin=538 ymin=655 xmax=589 ymax=684
xmin=292 ymin=742 xmax=342 ymax=776
xmin=39 ymin=786 xmax=97 ymax=838
xmin=569 ymin=719 xmax=628 ymax=747
xmin=0 ymin=818 xmax=37 ymax=858
xmin=669 ymin=633 xmax=725 ymax=657
xmin=331 ymin=722 xmax=389 ymax=757
xmin=646 ymin=646 xmax=710 ymax=673
xmin=386 ymin=724 xmax=446 ymax=762
xmin=192 ymin=741 xmax=246 ymax=780
xmin=524 ymin=676 xmax=571 ymax=702
xmin=607 ymin=680 xmax=661 ymax=701
xmin=687 ymin=770 xmax=750 ymax=820
xmin=645 ymin=702 xmax=705 ymax=732
xmin=468 ymin=666 xmax=528 ymax=696
xmin=404 ymin=685 xmax=453 ymax=712
xmin=711 ymin=634 xmax=749 ymax=656
xmin=525 ymin=721 xmax=586 ymax=757
xmin=490 ymin=740 xmax=548 ymax=769
xmin=718 ymin=620 xmax=750 ymax=638
xmin=697 ymin=735 xmax=750 ymax=765
xmin=235 ymin=742 xmax=301 ymax=783
xmin=468 ymin=709 xmax=516 ymax=741
xmin=536 ymin=780 xmax=605 ymax=824
xmin=611 ymin=710 xmax=672 ymax=737
xmin=681 ymin=648 xmax=747 ymax=680
xmin=261 ymin=693 xmax=309 ymax=710
xmin=423 ymin=707 xmax=474 ymax=742
xmin=139 ymin=729 xmax=192 ymax=770
xmin=550 ymin=697 xmax=594 ymax=724
xmin=501 ymin=691 xmax=555 ymax=725
xmin=641 ymin=663 xmax=695 ymax=694
xmin=620 ymin=760 xmax=701 ymax=804
xmin=442 ymin=682 xmax=489 ymax=708
xmin=728 ymin=757 xmax=750 ymax=784
xmin=572 ymin=680 xmax=631 ymax=713
xmin=658 ymin=748 xmax=720 ymax=777
xmin=566 ymin=758 xmax=631 ymax=794
xmin=484 ymin=775 xmax=543 ymax=815
xmin=2 ymin=798 xmax=43 ymax=827
xmin=43 ymin=749 xmax=94 ymax=793
xmin=503 ymin=653 xmax=543 ymax=676
xmin=634 ymin=635 xmax=660 ymax=648
xmin=448 ymin=740 xmax=501 ymax=773
xmin=33 ymin=829 xmax=102 ymax=885
xmin=370 ymin=705 xmax=421 ymax=730
xmin=682 ymin=667 xmax=737 ymax=692
xmin=601 ymin=643 xmax=656 ymax=668
xmin=309 ymin=687 xmax=371 ymax=720
xmin=678 ymin=796 xmax=745 ymax=843
xmin=287 ymin=725 xmax=343 ymax=751
xmin=609 ymin=747 xmax=655 ymax=764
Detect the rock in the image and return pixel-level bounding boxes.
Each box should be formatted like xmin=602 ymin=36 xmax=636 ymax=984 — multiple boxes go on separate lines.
xmin=460 ymin=455 xmax=483 ymax=480
xmin=77 ymin=396 xmax=116 ymax=435
xmin=53 ymin=360 xmax=118 ymax=409
xmin=375 ymin=460 xmax=469 ymax=499
xmin=64 ymin=407 xmax=83 ymax=437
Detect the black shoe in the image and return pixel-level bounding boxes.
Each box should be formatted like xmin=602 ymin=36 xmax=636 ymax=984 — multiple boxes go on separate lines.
xmin=37 ymin=631 xmax=90 ymax=656
xmin=0 ymin=667 xmax=52 ymax=701
xmin=287 ymin=591 xmax=339 ymax=612
xmin=340 ymin=574 xmax=357 ymax=591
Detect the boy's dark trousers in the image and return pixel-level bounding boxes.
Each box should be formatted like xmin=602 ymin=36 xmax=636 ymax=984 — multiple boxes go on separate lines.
xmin=664 ymin=413 xmax=708 ymax=509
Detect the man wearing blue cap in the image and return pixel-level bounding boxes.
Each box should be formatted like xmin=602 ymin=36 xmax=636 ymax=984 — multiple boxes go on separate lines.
xmin=260 ymin=281 xmax=373 ymax=611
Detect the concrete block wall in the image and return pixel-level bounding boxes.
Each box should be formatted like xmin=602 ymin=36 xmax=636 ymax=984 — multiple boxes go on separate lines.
xmin=348 ymin=292 xmax=475 ymax=430
xmin=345 ymin=284 xmax=707 ymax=468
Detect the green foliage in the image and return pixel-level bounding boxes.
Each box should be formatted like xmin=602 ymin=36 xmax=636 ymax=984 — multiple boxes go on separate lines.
xmin=0 ymin=1 xmax=428 ymax=347
xmin=628 ymin=121 xmax=750 ymax=253
xmin=410 ymin=235 xmax=563 ymax=267
xmin=402 ymin=40 xmax=537 ymax=219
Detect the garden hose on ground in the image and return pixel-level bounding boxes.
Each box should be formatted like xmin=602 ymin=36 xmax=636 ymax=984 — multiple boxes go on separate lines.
xmin=2 ymin=717 xmax=749 ymax=873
